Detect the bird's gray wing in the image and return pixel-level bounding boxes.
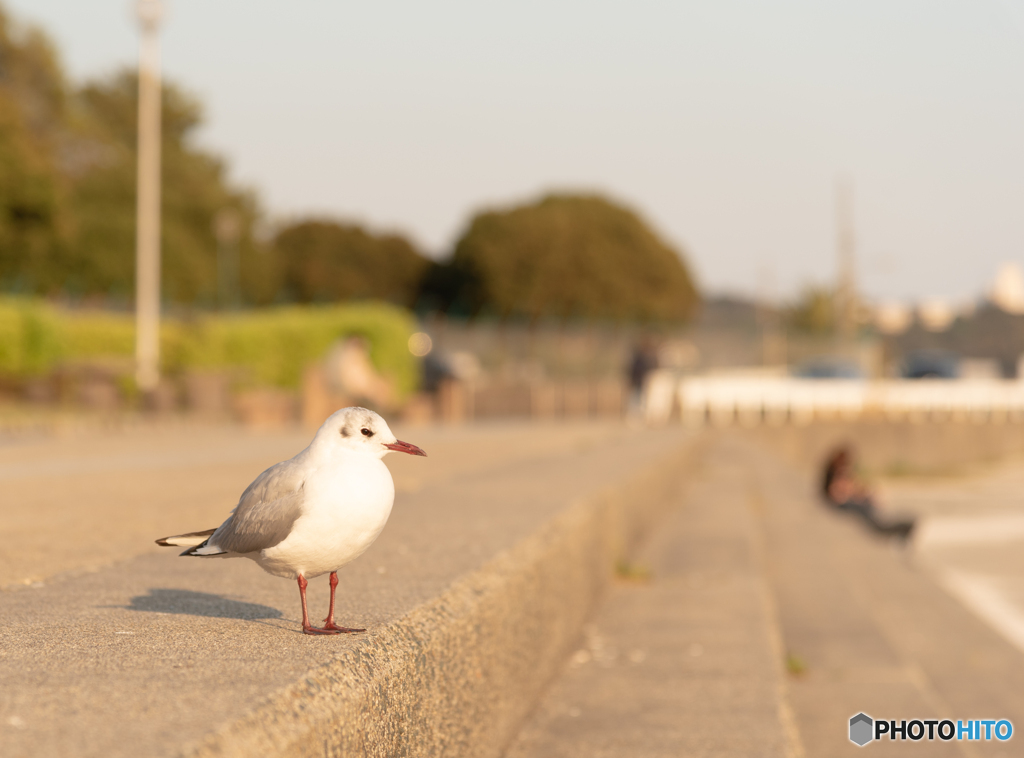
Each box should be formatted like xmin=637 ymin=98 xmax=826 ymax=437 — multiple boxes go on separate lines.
xmin=209 ymin=459 xmax=307 ymax=554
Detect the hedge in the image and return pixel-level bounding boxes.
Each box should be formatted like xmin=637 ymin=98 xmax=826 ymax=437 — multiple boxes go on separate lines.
xmin=0 ymin=299 xmax=418 ymax=397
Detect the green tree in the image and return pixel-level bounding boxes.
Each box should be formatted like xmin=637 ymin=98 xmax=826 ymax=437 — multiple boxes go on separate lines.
xmin=64 ymin=71 xmax=270 ymax=305
xmin=787 ymin=286 xmax=836 ymax=335
xmin=0 ymin=6 xmax=68 ymax=292
xmin=434 ymin=194 xmax=699 ymax=322
xmin=0 ymin=2 xmax=273 ymax=305
xmin=272 ymin=220 xmax=429 ymax=307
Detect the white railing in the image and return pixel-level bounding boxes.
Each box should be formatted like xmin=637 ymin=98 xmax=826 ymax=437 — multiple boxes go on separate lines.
xmin=643 ymin=371 xmax=1024 ymax=425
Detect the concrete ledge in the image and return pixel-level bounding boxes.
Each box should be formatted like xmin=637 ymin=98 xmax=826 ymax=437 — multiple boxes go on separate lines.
xmin=9 ymin=418 xmax=1023 ymax=758
xmin=189 ymin=439 xmax=693 ymax=758
xmin=744 ymin=419 xmax=1024 ymax=474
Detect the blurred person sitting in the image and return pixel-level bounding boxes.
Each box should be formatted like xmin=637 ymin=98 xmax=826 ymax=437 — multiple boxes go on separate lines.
xmin=821 ymin=447 xmax=915 ymax=541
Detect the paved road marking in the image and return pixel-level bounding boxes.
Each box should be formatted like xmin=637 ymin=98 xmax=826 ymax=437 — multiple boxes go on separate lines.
xmin=916 ymin=514 xmax=1024 ymax=549
xmin=940 ymin=569 xmax=1024 ymax=656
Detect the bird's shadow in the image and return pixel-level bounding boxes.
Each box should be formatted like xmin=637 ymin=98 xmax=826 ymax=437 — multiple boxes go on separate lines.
xmin=120 ymin=588 xmax=283 ymax=620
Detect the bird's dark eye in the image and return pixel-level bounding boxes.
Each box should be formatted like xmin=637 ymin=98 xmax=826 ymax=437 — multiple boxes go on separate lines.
xmin=361 ymin=428 xmax=373 ymax=437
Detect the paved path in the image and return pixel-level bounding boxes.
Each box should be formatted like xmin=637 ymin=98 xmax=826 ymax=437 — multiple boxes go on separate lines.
xmin=0 ymin=419 xmax=688 ymax=758
xmin=507 ymin=432 xmax=1024 ymax=757
xmin=0 ymin=420 xmax=628 ymax=589
xmin=885 ymin=463 xmax=1024 ymax=670
xmin=506 ymin=439 xmax=796 ymax=758
xmin=7 ymin=422 xmax=1024 ymax=757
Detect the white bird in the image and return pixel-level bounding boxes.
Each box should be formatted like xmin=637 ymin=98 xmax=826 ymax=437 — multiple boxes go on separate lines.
xmin=156 ymin=407 xmax=426 ymax=635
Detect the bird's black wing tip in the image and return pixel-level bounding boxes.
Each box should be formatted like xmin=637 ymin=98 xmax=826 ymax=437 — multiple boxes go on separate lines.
xmin=180 ymin=539 xmax=208 ymax=556
xmin=180 ymin=540 xmax=228 ymax=557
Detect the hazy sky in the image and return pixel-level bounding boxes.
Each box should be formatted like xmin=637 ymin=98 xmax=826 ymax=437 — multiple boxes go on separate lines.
xmin=8 ymin=0 xmax=1024 ymax=303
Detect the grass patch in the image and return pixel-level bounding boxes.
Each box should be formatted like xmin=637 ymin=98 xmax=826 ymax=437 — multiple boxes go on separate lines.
xmin=785 ymin=652 xmax=807 ymax=677
xmin=614 ymin=559 xmax=653 ymax=583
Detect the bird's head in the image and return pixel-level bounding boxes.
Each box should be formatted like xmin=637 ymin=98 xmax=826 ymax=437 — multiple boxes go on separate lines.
xmin=317 ymin=407 xmax=427 ymax=460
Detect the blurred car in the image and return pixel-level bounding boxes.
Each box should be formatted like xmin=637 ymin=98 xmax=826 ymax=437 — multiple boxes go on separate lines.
xmin=792 ymin=358 xmax=865 ymax=379
xmin=901 ymin=350 xmax=960 ymax=379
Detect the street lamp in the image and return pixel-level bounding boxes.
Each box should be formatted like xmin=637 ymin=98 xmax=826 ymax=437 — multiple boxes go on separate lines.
xmin=134 ymin=0 xmax=164 ymax=395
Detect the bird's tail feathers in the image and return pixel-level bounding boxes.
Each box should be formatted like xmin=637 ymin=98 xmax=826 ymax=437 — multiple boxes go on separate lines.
xmin=155 ymin=528 xmax=217 ymax=548
xmin=155 ymin=529 xmax=230 ymax=557
xmin=154 ymin=528 xmax=231 ymax=561
xmin=181 ymin=541 xmax=229 ymax=557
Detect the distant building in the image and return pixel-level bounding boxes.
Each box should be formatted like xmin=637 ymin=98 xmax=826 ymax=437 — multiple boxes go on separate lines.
xmin=991 ymin=262 xmax=1024 ymax=314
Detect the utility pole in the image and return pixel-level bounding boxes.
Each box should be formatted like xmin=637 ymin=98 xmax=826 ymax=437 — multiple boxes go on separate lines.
xmin=835 ymin=178 xmax=857 ymax=340
xmin=134 ymin=0 xmax=164 ymax=395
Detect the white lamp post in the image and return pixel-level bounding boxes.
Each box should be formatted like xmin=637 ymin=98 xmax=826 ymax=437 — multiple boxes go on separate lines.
xmin=134 ymin=0 xmax=164 ymax=395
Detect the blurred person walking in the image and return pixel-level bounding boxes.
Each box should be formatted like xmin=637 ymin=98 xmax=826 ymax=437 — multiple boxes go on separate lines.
xmin=626 ymin=338 xmax=658 ymax=418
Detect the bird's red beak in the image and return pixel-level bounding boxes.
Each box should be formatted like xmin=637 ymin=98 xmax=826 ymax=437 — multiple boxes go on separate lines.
xmin=385 ymin=439 xmax=427 ymax=457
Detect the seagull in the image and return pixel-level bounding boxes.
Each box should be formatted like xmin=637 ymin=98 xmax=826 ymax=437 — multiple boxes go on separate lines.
xmin=156 ymin=407 xmax=426 ymax=635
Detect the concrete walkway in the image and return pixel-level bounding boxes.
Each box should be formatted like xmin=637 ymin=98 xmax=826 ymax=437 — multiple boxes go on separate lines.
xmin=7 ymin=421 xmax=1024 ymax=757
xmin=0 ymin=420 xmax=690 ymax=758
xmin=0 ymin=420 xmax=638 ymax=589
xmin=886 ymin=461 xmax=1024 ymax=659
xmin=507 ymin=432 xmax=1024 ymax=757
xmin=505 ymin=438 xmax=797 ymax=758
xmin=750 ymin=434 xmax=1024 ymax=758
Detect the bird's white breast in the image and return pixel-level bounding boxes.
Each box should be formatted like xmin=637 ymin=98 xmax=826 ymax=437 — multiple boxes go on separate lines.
xmin=256 ymin=453 xmax=395 ymax=579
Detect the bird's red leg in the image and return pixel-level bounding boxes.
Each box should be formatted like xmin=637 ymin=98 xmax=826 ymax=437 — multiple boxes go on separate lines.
xmin=323 ymin=571 xmax=365 ymax=633
xmin=324 ymin=571 xmax=337 ymax=624
xmin=298 ymin=574 xmax=338 ymax=635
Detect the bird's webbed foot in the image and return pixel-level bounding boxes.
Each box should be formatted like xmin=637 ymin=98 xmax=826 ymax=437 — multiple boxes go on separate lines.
xmin=302 ymin=624 xmax=342 ymax=635
xmin=322 ymin=620 xmax=365 ymax=633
